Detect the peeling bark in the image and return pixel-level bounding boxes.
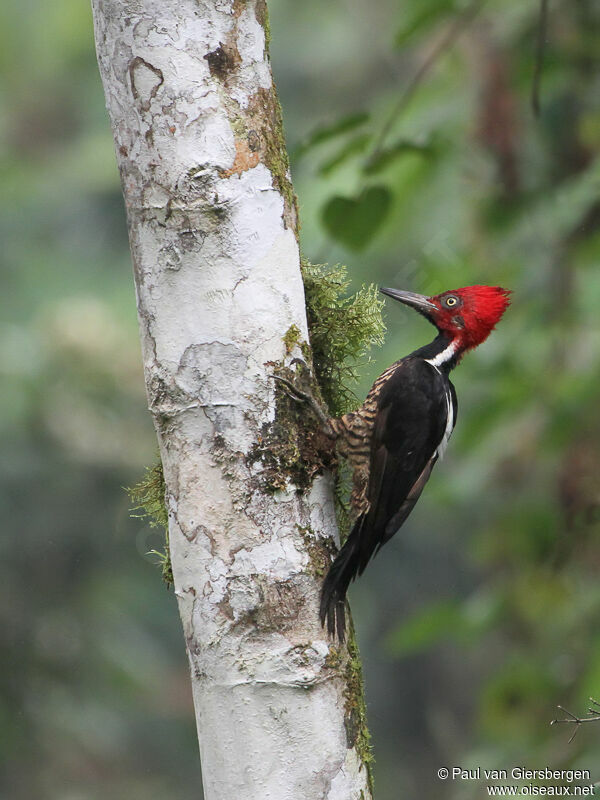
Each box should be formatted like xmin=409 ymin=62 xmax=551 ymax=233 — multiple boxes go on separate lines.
xmin=91 ymin=1 xmax=373 ymax=798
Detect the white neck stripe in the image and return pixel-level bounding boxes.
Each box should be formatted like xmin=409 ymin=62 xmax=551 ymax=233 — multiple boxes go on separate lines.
xmin=425 ymin=340 xmax=458 ymax=368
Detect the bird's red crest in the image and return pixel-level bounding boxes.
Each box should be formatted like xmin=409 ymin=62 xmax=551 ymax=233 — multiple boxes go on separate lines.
xmin=430 ymin=285 xmax=511 ymax=350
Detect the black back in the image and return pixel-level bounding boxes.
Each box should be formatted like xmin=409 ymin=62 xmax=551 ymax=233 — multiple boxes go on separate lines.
xmin=320 ymin=357 xmax=456 ymax=639
xmin=358 ymin=357 xmax=452 ymax=565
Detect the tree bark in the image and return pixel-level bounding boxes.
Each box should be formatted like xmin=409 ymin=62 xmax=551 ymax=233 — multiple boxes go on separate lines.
xmin=91 ymin=1 xmax=373 ymax=798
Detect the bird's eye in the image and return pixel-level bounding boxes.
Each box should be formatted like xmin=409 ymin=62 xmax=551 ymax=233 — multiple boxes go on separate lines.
xmin=445 ymin=296 xmax=458 ymax=307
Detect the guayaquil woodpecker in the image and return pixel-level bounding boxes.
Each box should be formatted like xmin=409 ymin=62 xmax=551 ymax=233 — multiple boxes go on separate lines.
xmin=275 ymin=284 xmax=511 ymax=641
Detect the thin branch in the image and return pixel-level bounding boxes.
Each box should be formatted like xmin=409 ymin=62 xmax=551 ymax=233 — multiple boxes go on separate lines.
xmin=550 ymin=699 xmax=600 ymax=743
xmin=531 ymin=0 xmax=550 ymax=118
xmin=368 ymin=0 xmax=487 ymax=164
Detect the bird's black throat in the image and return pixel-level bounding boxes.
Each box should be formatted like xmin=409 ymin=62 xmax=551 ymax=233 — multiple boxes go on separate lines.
xmin=411 ymin=332 xmax=461 ymax=372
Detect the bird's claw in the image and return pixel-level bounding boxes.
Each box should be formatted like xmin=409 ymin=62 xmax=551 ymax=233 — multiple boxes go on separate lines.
xmin=270 ymin=373 xmax=335 ymax=436
xmin=270 ymin=374 xmax=312 ymax=404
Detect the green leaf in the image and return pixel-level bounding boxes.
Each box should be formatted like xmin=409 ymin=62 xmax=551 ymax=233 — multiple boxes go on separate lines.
xmin=363 ymin=138 xmax=436 ymax=175
xmin=395 ymin=0 xmax=457 ymax=47
xmin=292 ymin=112 xmax=370 ymax=160
xmin=321 ymin=186 xmax=392 ymax=251
xmin=318 ymin=133 xmax=371 ymax=176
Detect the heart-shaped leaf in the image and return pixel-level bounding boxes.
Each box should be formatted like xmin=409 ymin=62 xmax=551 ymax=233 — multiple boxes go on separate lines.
xmin=321 ymin=185 xmax=392 ymax=251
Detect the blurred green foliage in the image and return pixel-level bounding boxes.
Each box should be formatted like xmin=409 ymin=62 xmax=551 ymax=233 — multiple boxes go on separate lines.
xmin=2 ymin=0 xmax=600 ymax=798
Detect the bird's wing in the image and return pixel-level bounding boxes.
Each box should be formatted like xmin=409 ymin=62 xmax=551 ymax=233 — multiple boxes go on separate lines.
xmin=355 ymin=357 xmax=452 ymax=575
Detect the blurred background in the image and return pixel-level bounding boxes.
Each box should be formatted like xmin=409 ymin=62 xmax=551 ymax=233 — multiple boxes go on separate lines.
xmin=2 ymin=0 xmax=600 ymax=797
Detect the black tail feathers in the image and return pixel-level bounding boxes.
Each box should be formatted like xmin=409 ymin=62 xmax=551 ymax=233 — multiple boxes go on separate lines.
xmin=319 ymin=523 xmax=363 ymax=642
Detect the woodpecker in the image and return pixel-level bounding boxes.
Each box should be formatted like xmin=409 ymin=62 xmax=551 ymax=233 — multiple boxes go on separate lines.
xmin=275 ymin=284 xmax=510 ymax=640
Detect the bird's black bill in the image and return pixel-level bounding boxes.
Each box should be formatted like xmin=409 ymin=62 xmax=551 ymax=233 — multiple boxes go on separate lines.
xmin=380 ymin=288 xmax=437 ymax=315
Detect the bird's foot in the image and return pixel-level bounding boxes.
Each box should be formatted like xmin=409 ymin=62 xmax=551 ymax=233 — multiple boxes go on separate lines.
xmin=271 ymin=374 xmax=335 ymax=437
xmin=271 ymin=374 xmax=312 ymax=404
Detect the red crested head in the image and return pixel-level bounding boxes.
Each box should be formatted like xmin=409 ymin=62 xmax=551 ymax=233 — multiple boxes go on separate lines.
xmin=428 ymin=285 xmax=511 ymax=350
xmin=380 ymin=284 xmax=511 ymax=353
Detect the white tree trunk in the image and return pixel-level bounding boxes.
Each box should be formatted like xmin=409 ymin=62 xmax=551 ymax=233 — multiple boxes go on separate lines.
xmin=91 ymin=1 xmax=373 ymax=798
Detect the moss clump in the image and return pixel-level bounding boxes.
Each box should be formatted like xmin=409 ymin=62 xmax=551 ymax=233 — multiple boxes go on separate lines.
xmin=127 ymin=461 xmax=173 ymax=587
xmin=324 ymin=644 xmax=343 ymax=671
xmin=301 ymin=260 xmax=385 ymax=417
xmin=282 ymin=323 xmax=312 ymax=360
xmin=296 ymin=524 xmax=337 ymax=578
xmin=283 ymin=323 xmax=301 ymax=355
xmin=344 ymin=630 xmax=375 ymax=789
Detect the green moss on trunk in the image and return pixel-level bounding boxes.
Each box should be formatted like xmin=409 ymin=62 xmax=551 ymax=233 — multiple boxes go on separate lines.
xmin=301 ymin=260 xmax=385 ymax=417
xmin=127 ymin=461 xmax=173 ymax=586
xmin=248 ymin=357 xmax=336 ymax=493
xmin=344 ymin=629 xmax=375 ymax=790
